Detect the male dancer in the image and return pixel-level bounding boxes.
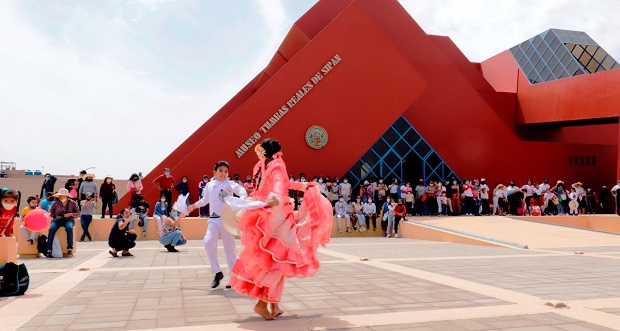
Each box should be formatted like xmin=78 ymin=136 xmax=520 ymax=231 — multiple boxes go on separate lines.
xmin=186 ymin=161 xmax=247 ymax=288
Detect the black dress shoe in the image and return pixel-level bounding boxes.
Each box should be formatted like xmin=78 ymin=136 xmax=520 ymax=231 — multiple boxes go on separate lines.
xmin=226 ymin=284 xmax=232 ymax=289
xmin=166 ymin=245 xmax=179 ymax=252
xmin=211 ymin=272 xmax=224 ymax=288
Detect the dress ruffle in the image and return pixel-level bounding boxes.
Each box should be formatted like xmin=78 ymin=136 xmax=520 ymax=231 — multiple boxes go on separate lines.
xmin=229 ymin=184 xmax=332 ymax=302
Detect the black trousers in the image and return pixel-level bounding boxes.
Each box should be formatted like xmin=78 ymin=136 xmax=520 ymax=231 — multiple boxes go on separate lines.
xmin=161 ymin=189 xmax=173 ymax=212
xmin=364 ymin=213 xmax=377 ymax=230
xmin=101 ymin=198 xmax=114 ymax=217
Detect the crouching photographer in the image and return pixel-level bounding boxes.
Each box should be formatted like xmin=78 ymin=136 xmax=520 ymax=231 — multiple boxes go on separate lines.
xmin=47 ymin=188 xmax=79 ymax=258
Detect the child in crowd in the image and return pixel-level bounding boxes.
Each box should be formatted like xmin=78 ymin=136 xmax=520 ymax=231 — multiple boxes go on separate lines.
xmin=20 ymin=196 xmax=39 ymax=244
xmin=394 ymin=199 xmax=406 ymax=238
xmin=543 ymin=189 xmax=558 ymax=215
xmin=568 ymin=187 xmax=579 ymax=215
xmin=479 ymin=187 xmax=490 ymax=215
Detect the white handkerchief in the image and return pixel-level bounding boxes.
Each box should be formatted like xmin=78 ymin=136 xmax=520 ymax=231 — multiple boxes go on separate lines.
xmin=224 ymin=196 xmax=267 ymax=211
xmin=173 ymin=193 xmax=189 ymax=214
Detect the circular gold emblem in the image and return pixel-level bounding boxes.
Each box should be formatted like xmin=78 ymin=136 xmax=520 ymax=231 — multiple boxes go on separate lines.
xmin=305 ymin=125 xmax=328 ymax=149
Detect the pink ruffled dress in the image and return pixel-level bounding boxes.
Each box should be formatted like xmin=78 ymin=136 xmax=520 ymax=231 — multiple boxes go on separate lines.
xmin=229 ymin=155 xmax=333 ymax=302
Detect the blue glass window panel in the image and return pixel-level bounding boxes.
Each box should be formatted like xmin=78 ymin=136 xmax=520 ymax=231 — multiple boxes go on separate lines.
xmin=413 ymin=140 xmax=431 ymax=158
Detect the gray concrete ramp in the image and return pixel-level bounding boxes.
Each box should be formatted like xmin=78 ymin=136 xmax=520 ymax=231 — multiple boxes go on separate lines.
xmin=416 ymin=216 xmax=620 ymax=249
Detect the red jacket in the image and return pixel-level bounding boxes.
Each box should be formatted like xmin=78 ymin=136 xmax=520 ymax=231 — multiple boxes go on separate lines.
xmin=395 ymin=205 xmax=406 ymax=217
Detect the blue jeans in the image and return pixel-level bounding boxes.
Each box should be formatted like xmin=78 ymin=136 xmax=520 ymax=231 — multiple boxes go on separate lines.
xmin=129 ymin=214 xmax=149 ymax=233
xmin=47 ymin=218 xmax=75 ymax=251
xmin=159 ymin=230 xmax=186 ymax=247
xmin=80 ymin=215 xmax=92 ymax=239
xmin=130 ymin=213 xmax=148 ymax=233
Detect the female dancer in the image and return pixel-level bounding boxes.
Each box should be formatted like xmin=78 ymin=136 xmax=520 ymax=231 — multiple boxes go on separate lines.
xmin=229 ymin=138 xmax=333 ymax=320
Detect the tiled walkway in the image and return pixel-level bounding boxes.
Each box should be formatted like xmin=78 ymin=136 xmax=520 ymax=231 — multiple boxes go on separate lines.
xmin=2 ymin=229 xmax=620 ymax=330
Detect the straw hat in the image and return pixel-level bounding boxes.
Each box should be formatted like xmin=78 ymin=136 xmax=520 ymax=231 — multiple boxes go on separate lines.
xmin=82 ymin=173 xmax=95 ymax=180
xmin=220 ymin=203 xmax=242 ymax=236
xmin=105 ymin=175 xmax=113 ymax=180
xmin=55 ymin=188 xmax=72 ymax=197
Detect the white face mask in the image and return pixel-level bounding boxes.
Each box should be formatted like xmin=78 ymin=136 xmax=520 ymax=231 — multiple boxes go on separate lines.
xmin=2 ymin=203 xmax=16 ymax=210
xmin=106 ymin=179 xmax=112 ymax=184
xmin=379 ymin=180 xmax=383 ymax=183
xmin=343 ymin=180 xmax=348 ymax=183
xmin=182 ymin=179 xmax=187 ymax=183
xmin=161 ymin=199 xmax=166 ymax=203
xmin=60 ymin=198 xmax=68 ymax=202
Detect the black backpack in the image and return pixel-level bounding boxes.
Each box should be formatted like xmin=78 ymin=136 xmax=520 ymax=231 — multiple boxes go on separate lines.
xmin=37 ymin=235 xmax=48 ymax=254
xmin=0 ymin=262 xmax=30 ymax=296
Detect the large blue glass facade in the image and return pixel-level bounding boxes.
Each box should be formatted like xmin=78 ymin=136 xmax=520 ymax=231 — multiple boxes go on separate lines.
xmin=343 ymin=116 xmax=459 ymax=191
xmin=510 ymin=29 xmax=619 ymax=84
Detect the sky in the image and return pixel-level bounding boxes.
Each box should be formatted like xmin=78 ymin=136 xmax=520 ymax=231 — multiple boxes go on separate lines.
xmin=1 ymin=0 xmax=619 ymax=179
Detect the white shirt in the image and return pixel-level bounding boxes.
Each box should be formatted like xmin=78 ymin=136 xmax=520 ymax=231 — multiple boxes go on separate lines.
xmin=539 ymin=183 xmax=550 ymax=192
xmin=335 ymin=201 xmax=347 ymax=215
xmin=569 ymin=192 xmax=578 ymax=201
xmin=612 ymin=184 xmax=620 ymax=195
xmin=194 ymin=179 xmax=247 ymax=216
xmin=363 ymin=203 xmax=376 ymax=214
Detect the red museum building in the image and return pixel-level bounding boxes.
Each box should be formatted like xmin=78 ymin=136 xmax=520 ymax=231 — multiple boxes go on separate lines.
xmin=125 ymin=0 xmax=620 ymax=207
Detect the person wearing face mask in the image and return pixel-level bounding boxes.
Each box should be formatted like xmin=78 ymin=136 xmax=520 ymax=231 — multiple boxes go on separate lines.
xmin=47 ymin=188 xmax=80 ymax=257
xmin=425 ymin=181 xmax=438 ymax=216
xmin=388 ymin=178 xmax=400 ymax=201
xmin=38 ymin=192 xmax=56 ymax=211
xmin=246 ymin=175 xmax=255 ymax=196
xmin=450 ymin=178 xmax=461 ymax=216
xmin=362 ymin=197 xmax=377 ymax=231
xmin=108 ymin=208 xmax=137 ymax=257
xmin=158 ymin=209 xmax=187 ymax=252
xmin=297 ymin=175 xmax=307 ymax=200
xmin=40 ymin=173 xmax=58 ymax=199
xmin=414 ymin=179 xmax=426 ymax=216
xmin=375 ymin=177 xmax=387 ymax=211
xmin=174 ymin=176 xmax=191 ymax=206
xmin=199 ymin=175 xmax=211 ymax=217
xmin=382 ymin=197 xmax=396 ymax=237
xmin=127 ymin=173 xmax=144 ymax=205
xmin=339 ymin=176 xmax=352 ymax=202
xmin=0 ymin=188 xmax=19 ymax=238
xmin=153 ymin=167 xmax=176 ymax=213
xmin=334 ymin=196 xmax=351 ymax=233
xmin=79 ymin=173 xmax=98 ymax=204
xmin=19 ymin=196 xmax=40 ymax=244
xmin=99 ymin=175 xmax=116 ymax=219
xmin=79 ymin=193 xmax=96 ymax=241
xmin=318 ymin=176 xmax=328 ymax=196
xmin=394 ymin=199 xmax=406 ymax=238
xmin=130 ymin=195 xmax=150 ymax=237
xmin=462 ymin=179 xmax=476 ymax=216
xmin=232 ymin=174 xmax=243 ymax=187
xmin=153 ymin=193 xmax=169 ymax=231
xmin=353 ymin=196 xmax=366 ymax=232
xmin=330 ymin=176 xmax=340 ymax=206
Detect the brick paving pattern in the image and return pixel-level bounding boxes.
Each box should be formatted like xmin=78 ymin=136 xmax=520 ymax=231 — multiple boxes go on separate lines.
xmin=3 ymin=224 xmax=620 ymax=330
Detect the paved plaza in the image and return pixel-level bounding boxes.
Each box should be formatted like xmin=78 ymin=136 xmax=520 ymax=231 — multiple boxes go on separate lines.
xmin=2 ymin=218 xmax=620 ymax=330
